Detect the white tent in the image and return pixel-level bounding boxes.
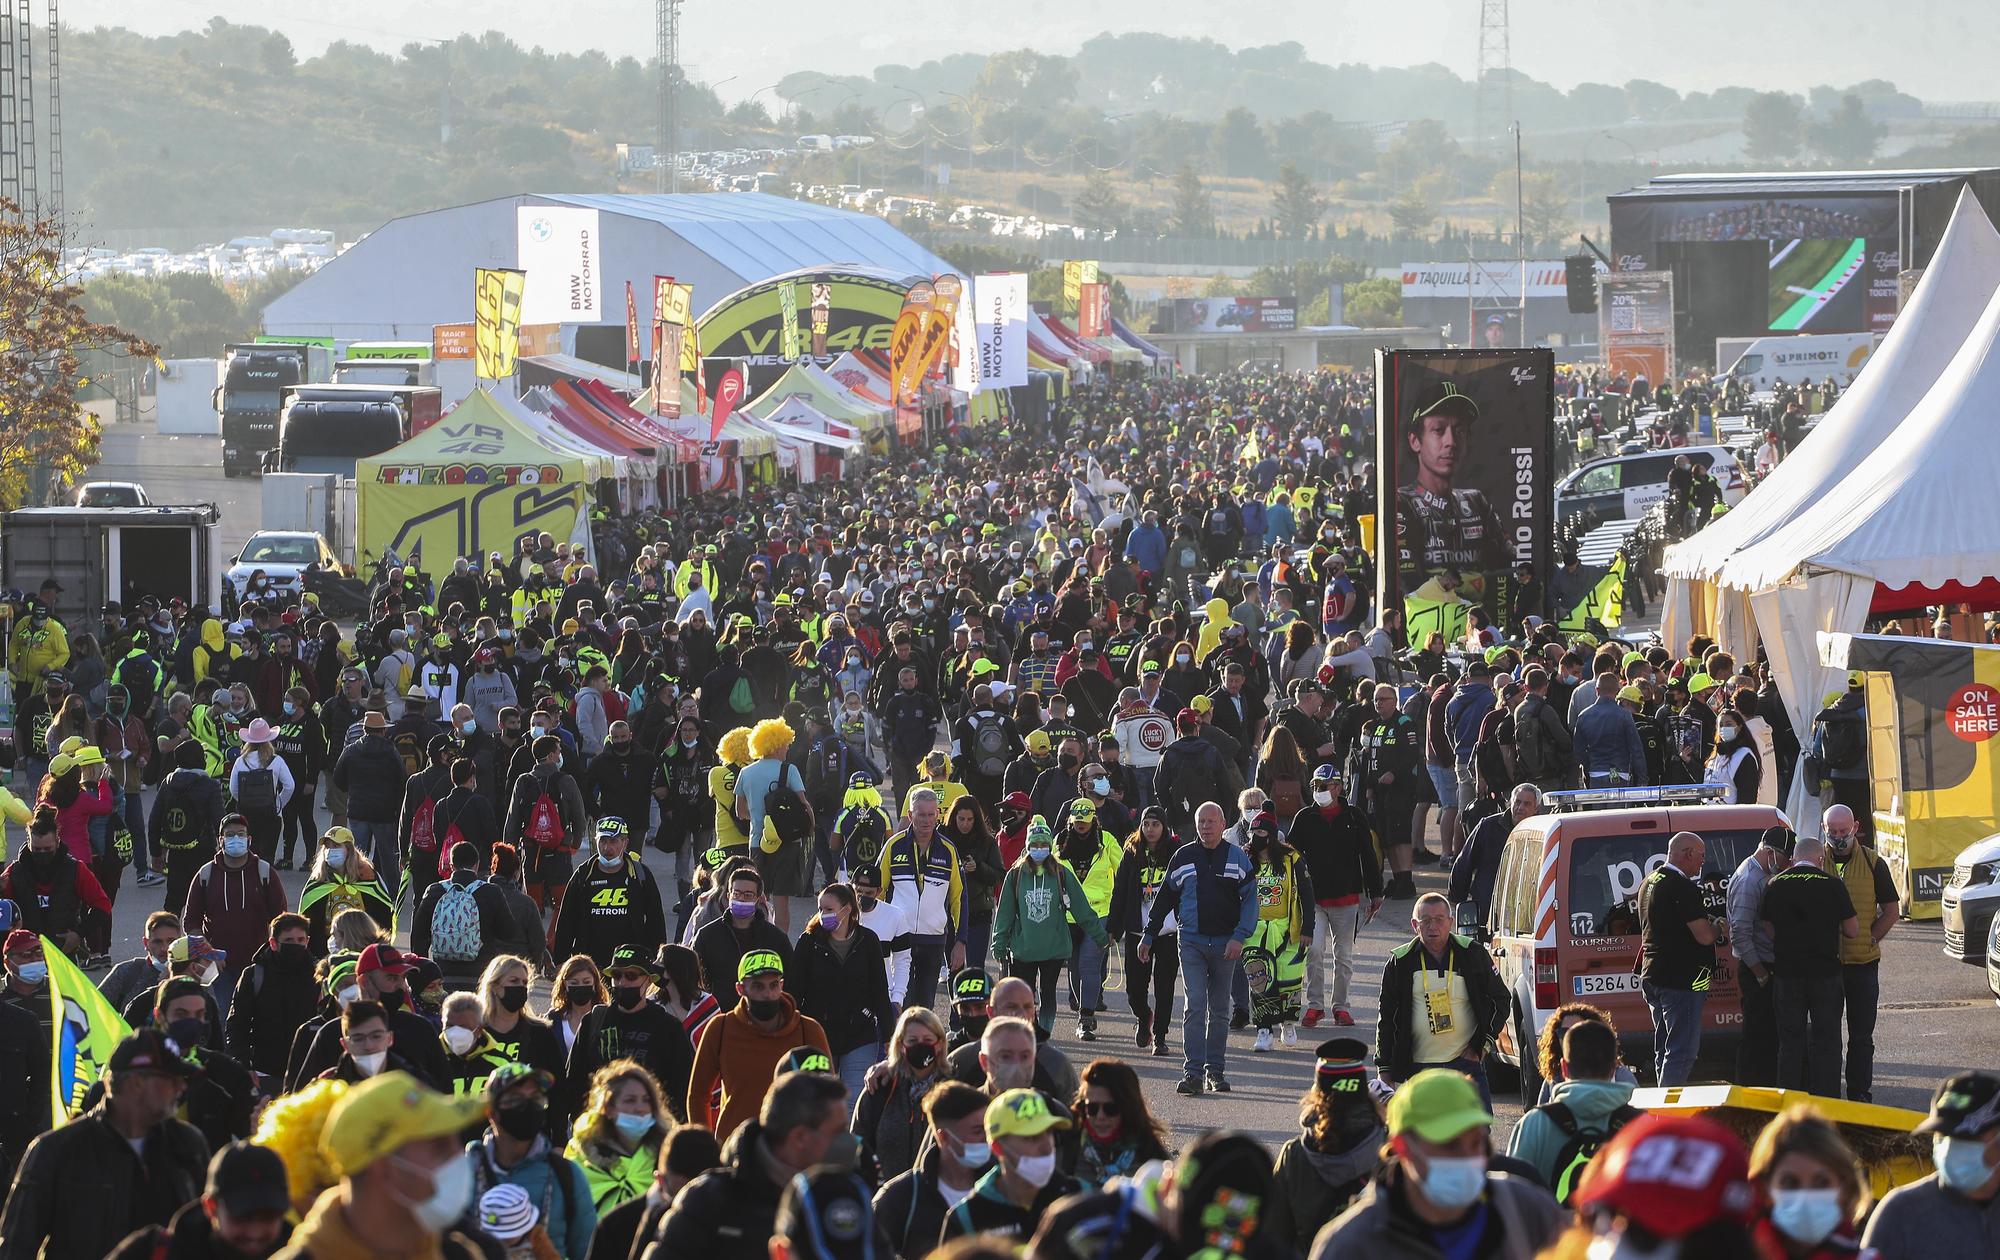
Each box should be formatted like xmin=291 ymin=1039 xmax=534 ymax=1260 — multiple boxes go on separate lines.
xmin=1661 ymin=188 xmax=2000 ymax=653
xmin=1700 ymin=231 xmax=2000 ymax=832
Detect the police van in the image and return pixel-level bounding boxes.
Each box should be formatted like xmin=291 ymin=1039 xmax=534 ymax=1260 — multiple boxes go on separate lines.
xmin=1555 ymin=445 xmax=1747 ymax=533
xmin=1467 ymin=785 xmax=1784 ymax=1103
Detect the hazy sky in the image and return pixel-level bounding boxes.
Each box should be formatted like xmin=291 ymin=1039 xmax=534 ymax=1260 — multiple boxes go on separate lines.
xmin=71 ymin=0 xmax=2000 ymax=103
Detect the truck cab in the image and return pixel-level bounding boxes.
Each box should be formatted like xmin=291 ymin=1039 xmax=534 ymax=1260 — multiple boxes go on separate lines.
xmin=217 ymin=344 xmax=308 ymax=477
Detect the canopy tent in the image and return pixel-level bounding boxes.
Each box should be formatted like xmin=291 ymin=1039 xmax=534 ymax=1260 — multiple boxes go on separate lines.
xmin=1690 ymin=245 xmax=2000 ymax=835
xmin=564 ymin=379 xmax=698 ymax=505
xmin=1090 ymin=336 xmax=1145 ymax=366
xmin=355 ymin=387 xmax=594 ymax=571
xmin=1040 ymin=313 xmax=1111 ymax=365
xmin=1111 ymin=316 xmax=1170 ymax=363
xmin=630 ymin=379 xmax=780 ymax=459
xmin=822 ymin=352 xmax=894 ymax=406
xmin=526 ymin=387 xmax=660 ymax=479
xmin=741 ymin=361 xmax=889 ymax=434
xmin=1662 ymin=189 xmax=2000 ymax=654
xmin=518 ymin=353 xmax=644 ymax=394
xmin=752 ymin=393 xmax=861 ymax=483
xmin=1025 ymin=312 xmax=1088 ymax=372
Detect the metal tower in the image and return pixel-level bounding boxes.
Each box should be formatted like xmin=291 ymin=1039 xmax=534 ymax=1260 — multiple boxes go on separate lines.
xmin=45 ymin=0 xmax=59 ymax=223
xmin=0 ymin=1 xmax=16 ymax=207
xmin=17 ymin=0 xmax=36 ymax=217
xmin=656 ymin=0 xmax=680 ymax=194
xmin=1474 ymin=0 xmax=1512 ymax=154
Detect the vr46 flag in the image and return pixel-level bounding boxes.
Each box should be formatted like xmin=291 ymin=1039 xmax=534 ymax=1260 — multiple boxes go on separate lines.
xmin=474 ymin=268 xmax=526 ymax=380
xmin=47 ymin=938 xmax=132 ymax=1122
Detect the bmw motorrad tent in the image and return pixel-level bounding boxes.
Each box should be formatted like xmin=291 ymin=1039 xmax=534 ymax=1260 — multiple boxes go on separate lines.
xmin=355 ymin=388 xmax=594 ymax=572
xmin=1659 ymin=188 xmax=2000 ymax=834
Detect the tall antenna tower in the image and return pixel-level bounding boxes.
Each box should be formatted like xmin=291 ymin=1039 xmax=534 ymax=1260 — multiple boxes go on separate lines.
xmin=656 ymin=0 xmax=680 ymax=194
xmin=0 ymin=2 xmax=16 ymax=207
xmin=16 ymin=0 xmax=36 ymax=217
xmin=45 ymin=0 xmax=59 ymax=223
xmin=1474 ymin=0 xmax=1512 ymax=155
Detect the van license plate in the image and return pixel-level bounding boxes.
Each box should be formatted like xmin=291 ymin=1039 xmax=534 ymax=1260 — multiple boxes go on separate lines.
xmin=1573 ymin=973 xmax=1640 ymax=996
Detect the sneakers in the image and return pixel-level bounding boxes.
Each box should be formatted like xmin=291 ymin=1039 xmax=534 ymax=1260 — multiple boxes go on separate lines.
xmin=1411 ymin=847 xmax=1441 ymax=867
xmin=1280 ymin=1023 xmax=1298 ymax=1048
xmin=1252 ymin=1028 xmax=1274 ymax=1053
xmin=1206 ymin=1075 xmax=1231 ymax=1094
xmin=1152 ymin=1036 xmax=1169 ymax=1057
xmin=1076 ymin=1020 xmax=1097 ymax=1043
xmin=1135 ymin=1024 xmax=1152 ymax=1050
xmin=1302 ymin=1007 xmax=1324 ymax=1029
xmin=1230 ymin=1008 xmax=1250 ymax=1030
xmin=1176 ymin=1075 xmax=1203 ymax=1096
xmin=135 ymin=871 xmax=164 ymax=887
xmin=1332 ymin=1006 xmax=1355 ymax=1027
xmin=1386 ymin=872 xmax=1418 ymax=900
xmin=274 ymin=856 xmax=293 ymax=871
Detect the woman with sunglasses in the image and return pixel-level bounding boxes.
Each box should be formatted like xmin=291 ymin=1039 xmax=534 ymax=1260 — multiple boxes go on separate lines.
xmin=1071 ymin=1059 xmax=1170 ymax=1191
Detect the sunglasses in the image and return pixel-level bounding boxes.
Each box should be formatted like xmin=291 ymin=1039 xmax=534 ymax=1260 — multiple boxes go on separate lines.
xmin=1083 ymin=1101 xmax=1121 ymax=1118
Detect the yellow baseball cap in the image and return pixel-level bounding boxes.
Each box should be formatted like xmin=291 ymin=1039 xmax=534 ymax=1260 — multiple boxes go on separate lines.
xmin=1387 ymin=1068 xmax=1493 ymax=1143
xmin=1190 ymin=694 xmax=1214 ymax=714
xmin=319 ymin=1071 xmax=487 ymax=1177
xmin=47 ymin=753 xmax=75 ymax=777
xmin=1688 ymin=672 xmax=1718 ymax=695
xmin=57 ymin=736 xmax=86 ymax=755
xmin=985 ymin=1088 xmax=1073 ymax=1141
xmin=1616 ymin=685 xmax=1644 ymax=705
xmin=71 ymin=745 xmax=105 ymax=767
xmin=1025 ymin=730 xmax=1051 ymax=754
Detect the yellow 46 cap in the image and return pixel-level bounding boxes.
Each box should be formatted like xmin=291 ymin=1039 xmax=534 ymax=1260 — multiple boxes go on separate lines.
xmin=985 ymin=1087 xmax=1073 ymax=1141
xmin=320 ymin=1071 xmax=487 ymax=1177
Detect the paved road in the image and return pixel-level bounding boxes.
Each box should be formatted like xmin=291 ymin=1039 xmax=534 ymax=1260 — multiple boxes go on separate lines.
xmin=89 ymin=415 xmax=264 ymax=557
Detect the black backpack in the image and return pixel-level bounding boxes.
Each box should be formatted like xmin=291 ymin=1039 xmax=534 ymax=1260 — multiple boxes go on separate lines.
xmin=969 ymin=712 xmax=1011 ymax=779
xmin=234 ymin=764 xmax=277 ymax=815
xmin=155 ymin=775 xmax=205 ymax=852
xmin=1542 ymin=1101 xmax=1641 ymax=1206
xmin=1815 ymin=709 xmax=1865 ymax=772
xmin=764 ymin=772 xmax=812 ymax=846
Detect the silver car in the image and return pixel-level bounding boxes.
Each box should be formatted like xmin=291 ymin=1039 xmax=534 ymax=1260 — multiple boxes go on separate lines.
xmin=1942 ymin=833 xmax=2000 ymax=963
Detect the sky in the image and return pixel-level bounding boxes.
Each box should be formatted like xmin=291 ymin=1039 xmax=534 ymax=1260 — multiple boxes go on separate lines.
xmin=67 ymin=0 xmax=2000 ymax=104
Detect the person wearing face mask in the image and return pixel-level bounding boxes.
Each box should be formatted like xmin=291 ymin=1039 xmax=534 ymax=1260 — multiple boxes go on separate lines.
xmin=1742 ymin=1106 xmax=1873 ymax=1260
xmin=223 ymin=913 xmax=321 ymax=1084
xmin=0 ymin=1027 xmax=208 ymax=1260
xmin=565 ymin=1064 xmax=673 ymax=1216
xmin=1864 ymin=1071 xmax=2000 ymax=1259
xmin=649 ymin=1071 xmax=852 ymax=1260
xmin=1308 ymin=1068 xmax=1560 ymax=1260
xmin=1703 ymin=706 xmax=1762 ymax=804
xmin=181 ymin=815 xmax=290 ymax=1013
xmin=990 ymin=820 xmax=1097 ymax=1039
xmin=331 ymin=710 xmax=413 ymax=901
xmin=1290 ymin=766 xmax=1386 ymax=1030
xmin=851 ymin=1006 xmax=949 ymax=1183
xmin=99 ymin=909 xmax=187 ymax=1015
xmin=411 ymin=841 xmax=516 ymax=991
xmin=0 ymin=806 xmax=114 ymax=970
xmin=318 ymin=1000 xmax=416 ymax=1084
xmin=297 ymin=944 xmax=449 ymax=1090
xmin=550 ymin=818 xmax=667 ymax=970
xmin=117 ymin=932 xmax=228 ymax=1042
xmin=271 ymin=1069 xmax=490 ymax=1260
xmin=871 ymin=1080 xmax=990 ymax=1260
xmin=791 ymin=882 xmax=893 ymax=1099
xmin=939 ymin=1088 xmax=1083 ymax=1243
xmin=566 ymin=945 xmax=694 ymax=1129
xmin=105 ymin=976 xmax=257 ymax=1153
xmin=685 ymin=948 xmax=829 ymax=1141
xmin=298 ymin=828 xmax=394 ymax=949
xmin=468 ymin=1066 xmax=601 ymax=1258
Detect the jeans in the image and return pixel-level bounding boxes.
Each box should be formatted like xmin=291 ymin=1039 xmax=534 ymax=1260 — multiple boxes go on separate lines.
xmin=1841 ymin=960 xmax=1879 ymax=1102
xmin=1179 ymin=935 xmax=1235 ymax=1081
xmin=1068 ymin=929 xmax=1108 ymax=1014
xmin=1642 ymin=979 xmax=1707 ymax=1086
xmin=1411 ymin=1058 xmax=1494 ymax=1114
xmin=1306 ymin=902 xmax=1363 ymax=1010
xmin=211 ymin=963 xmax=245 ymax=1019
xmin=348 ymin=817 xmax=399 ymax=907
xmin=1736 ymin=965 xmax=1778 ymax=1088
xmin=907 ymin=940 xmax=947 ymax=1012
xmin=835 ymin=1043 xmax=878 ymax=1100
xmin=1124 ymin=934 xmax=1178 ymax=1039
xmin=1007 ymin=957 xmax=1064 ymax=1036
xmin=1775 ymin=973 xmax=1844 ymax=1098
xmin=963 ymin=909 xmax=993 ymax=975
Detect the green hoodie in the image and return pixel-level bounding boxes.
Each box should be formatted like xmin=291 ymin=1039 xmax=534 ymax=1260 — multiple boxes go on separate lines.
xmin=1504 ymin=1076 xmax=1638 ymax=1197
xmin=991 ymin=858 xmax=1103 ymax=964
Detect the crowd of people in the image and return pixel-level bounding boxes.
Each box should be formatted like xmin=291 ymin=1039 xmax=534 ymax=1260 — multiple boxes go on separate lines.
xmin=0 ymin=364 xmax=1985 ymax=1260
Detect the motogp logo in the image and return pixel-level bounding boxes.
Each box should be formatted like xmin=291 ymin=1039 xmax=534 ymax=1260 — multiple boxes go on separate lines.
xmin=1509 ymin=366 xmax=1538 ymax=386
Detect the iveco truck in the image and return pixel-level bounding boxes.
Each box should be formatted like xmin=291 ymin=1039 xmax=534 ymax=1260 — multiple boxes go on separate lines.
xmin=215 ymin=343 xmax=309 ymax=477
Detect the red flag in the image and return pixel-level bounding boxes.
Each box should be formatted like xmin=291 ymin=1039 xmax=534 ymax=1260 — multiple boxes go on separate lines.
xmin=709 ymin=364 xmax=746 ymax=441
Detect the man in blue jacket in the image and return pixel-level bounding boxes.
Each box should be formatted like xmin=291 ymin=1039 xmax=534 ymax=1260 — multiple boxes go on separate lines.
xmin=1138 ymin=801 xmax=1256 ymax=1098
xmin=1573 ymin=673 xmax=1648 ymax=788
xmin=1444 ymin=662 xmax=1497 ymax=854
xmin=1122 ymin=512 xmax=1167 ymax=585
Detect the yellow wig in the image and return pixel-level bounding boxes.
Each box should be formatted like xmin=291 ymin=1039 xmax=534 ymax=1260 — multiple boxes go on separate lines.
xmin=252 ymin=1078 xmax=350 ymax=1214
xmin=719 ymin=726 xmax=753 ymax=767
xmin=750 ymin=717 xmax=796 ymax=760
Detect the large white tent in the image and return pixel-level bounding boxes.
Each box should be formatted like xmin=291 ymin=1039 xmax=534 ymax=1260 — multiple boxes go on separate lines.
xmin=1662 ymin=187 xmax=2000 ymax=654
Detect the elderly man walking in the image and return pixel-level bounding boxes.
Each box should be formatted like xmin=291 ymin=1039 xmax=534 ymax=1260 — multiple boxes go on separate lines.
xmin=1140 ymin=801 xmax=1256 ymax=1098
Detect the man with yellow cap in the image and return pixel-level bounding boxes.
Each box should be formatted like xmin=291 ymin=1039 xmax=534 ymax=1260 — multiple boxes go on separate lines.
xmin=939 ymin=1088 xmax=1083 ymax=1243
xmin=274 ymin=1070 xmax=488 ymax=1259
xmin=1309 ymin=1069 xmax=1561 ymax=1260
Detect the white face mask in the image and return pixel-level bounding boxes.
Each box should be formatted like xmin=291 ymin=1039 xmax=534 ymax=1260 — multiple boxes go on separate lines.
xmin=441 ymin=1025 xmax=478 ymax=1056
xmin=337 ymin=984 xmax=360 ymax=1008
xmin=352 ymin=1049 xmax=389 ymax=1077
xmin=1313 ymin=789 xmax=1335 ymax=806
xmin=392 ymin=1153 xmax=475 ymax=1235
xmin=323 ymin=846 xmax=347 ymax=869
xmin=1013 ymin=1151 xmax=1058 ymax=1188
xmin=194 ymin=962 xmax=220 ymax=987
xmin=1768 ymin=1187 xmax=1845 ymax=1246
xmin=951 ymin=1134 xmax=993 ymax=1170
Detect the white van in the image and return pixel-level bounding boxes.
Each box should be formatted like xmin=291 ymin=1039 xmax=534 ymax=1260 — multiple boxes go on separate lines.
xmin=1720 ymin=333 xmax=1877 ymax=393
xmin=1556 ymin=445 xmax=1748 ymax=531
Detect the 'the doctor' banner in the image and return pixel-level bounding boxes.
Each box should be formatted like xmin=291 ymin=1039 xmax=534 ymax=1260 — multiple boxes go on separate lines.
xmin=516 ymin=205 xmax=602 ymax=324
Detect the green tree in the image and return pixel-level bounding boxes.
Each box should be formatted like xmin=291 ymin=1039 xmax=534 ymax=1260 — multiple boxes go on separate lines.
xmin=1807 ymin=93 xmax=1885 ymax=165
xmin=1170 ymin=164 xmax=1214 ymax=238
xmin=1387 ymin=185 xmax=1436 ymax=235
xmin=259 ymin=31 xmax=295 ymax=76
xmin=1209 ymin=106 xmax=1270 ymax=179
xmin=1071 ymin=166 xmax=1128 ymax=233
xmin=1344 ymin=276 xmax=1403 ymax=327
xmin=1490 ymin=170 xmax=1574 ymax=244
xmin=1743 ymin=91 xmax=1805 ymax=164
xmin=1270 ymin=162 xmax=1324 ymax=240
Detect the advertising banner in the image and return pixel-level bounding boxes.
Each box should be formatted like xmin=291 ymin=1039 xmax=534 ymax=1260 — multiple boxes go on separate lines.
xmin=955 ymin=273 xmax=1029 ymax=393
xmin=709 ymin=364 xmax=746 ymax=442
xmin=1159 ymin=297 xmax=1298 ymax=334
xmin=811 ymin=283 xmax=832 ymax=357
xmin=1399 ymin=260 xmax=1581 ymax=299
xmin=473 ymin=267 xmax=525 ymax=380
xmin=698 ymin=268 xmax=925 ymax=397
xmin=515 ymin=205 xmax=601 ymax=324
xmin=1598 ymin=271 xmax=1675 ymax=384
xmin=432 ymin=323 xmax=475 ymax=360
xmin=659 ymin=323 xmax=684 ymax=419
xmin=625 ymin=281 xmax=640 ymax=366
xmin=1078 ymin=282 xmax=1109 ymax=338
xmin=779 ymin=281 xmax=802 ymax=361
xmin=1062 ymin=260 xmax=1099 ymax=310
xmin=1376 ymin=347 xmax=1554 ymax=635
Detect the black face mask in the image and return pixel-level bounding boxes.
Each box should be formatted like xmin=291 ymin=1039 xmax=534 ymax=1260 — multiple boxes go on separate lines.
xmin=276 ymin=941 xmax=310 ymax=968
xmin=746 ymin=996 xmax=784 ymax=1022
xmin=904 ymin=1043 xmax=937 ymax=1070
xmin=26 ymin=849 xmax=60 ymax=873
xmin=378 ymin=988 xmax=406 ymax=1012
xmin=565 ymin=984 xmax=596 ymax=1009
xmin=958 ymin=1013 xmax=990 ymax=1041
xmin=612 ymin=985 xmax=645 ymax=1010
xmin=498 ymin=984 xmax=529 ymax=1014
xmin=166 ymin=1016 xmax=208 ymax=1051
xmin=858 ymin=895 xmax=878 ymax=912
xmin=496 ymin=1099 xmax=548 ymax=1141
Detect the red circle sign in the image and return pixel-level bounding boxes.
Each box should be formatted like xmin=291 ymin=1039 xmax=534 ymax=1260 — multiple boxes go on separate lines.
xmin=1948 ymin=683 xmax=2000 ymax=742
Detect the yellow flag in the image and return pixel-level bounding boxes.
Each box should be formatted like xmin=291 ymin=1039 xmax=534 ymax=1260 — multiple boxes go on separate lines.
xmin=47 ymin=937 xmax=132 ymax=1122
xmin=1559 ymin=553 xmax=1628 ymax=632
xmin=474 ymin=267 xmax=526 ymax=380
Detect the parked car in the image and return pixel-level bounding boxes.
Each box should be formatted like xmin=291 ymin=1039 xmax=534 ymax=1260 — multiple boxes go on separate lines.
xmin=1987 ymin=912 xmax=1999 ymax=1002
xmin=1556 ymin=445 xmax=1748 ymax=534
xmin=223 ymin=530 xmax=340 ymax=607
xmin=73 ymin=480 xmax=152 ymax=507
xmin=1943 ymin=833 xmax=2000 ymax=964
xmin=1470 ymin=783 xmax=1783 ymax=1102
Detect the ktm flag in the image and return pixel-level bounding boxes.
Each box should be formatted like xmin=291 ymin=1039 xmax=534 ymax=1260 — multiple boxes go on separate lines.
xmin=474 ymin=267 xmax=525 ymax=380
xmin=890 ymin=280 xmax=935 ymax=405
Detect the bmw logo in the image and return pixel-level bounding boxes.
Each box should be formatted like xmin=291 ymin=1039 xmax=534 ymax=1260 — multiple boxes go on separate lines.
xmin=528 ymin=216 xmax=553 ymax=241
